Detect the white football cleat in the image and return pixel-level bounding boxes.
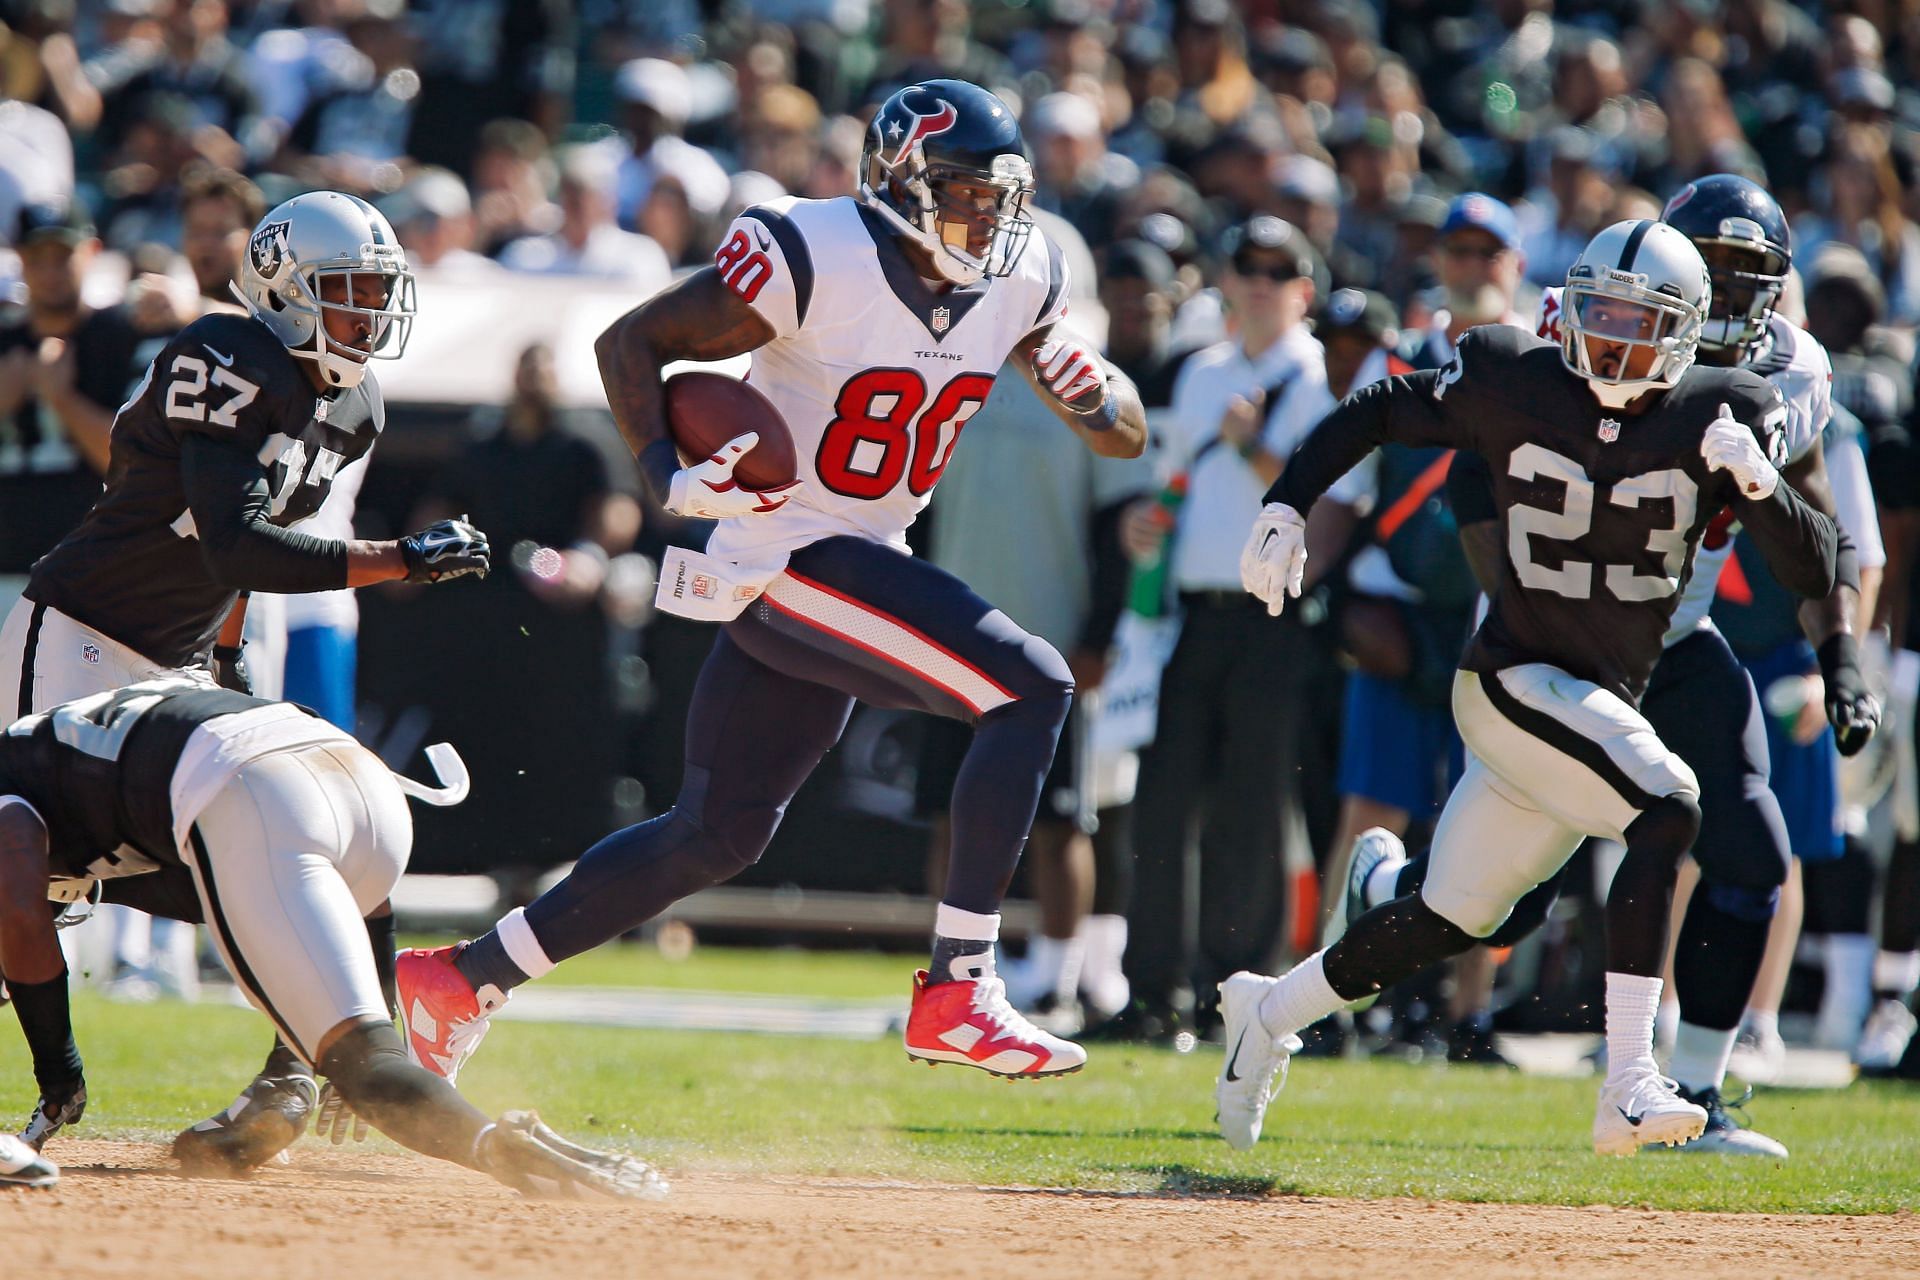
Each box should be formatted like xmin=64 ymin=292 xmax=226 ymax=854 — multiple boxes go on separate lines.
xmin=1855 ymin=999 xmax=1917 ymax=1070
xmin=0 ymin=1133 xmax=57 ymax=1188
xmin=1214 ymin=972 xmax=1302 ymax=1151
xmin=1592 ymin=1066 xmax=1708 ymax=1156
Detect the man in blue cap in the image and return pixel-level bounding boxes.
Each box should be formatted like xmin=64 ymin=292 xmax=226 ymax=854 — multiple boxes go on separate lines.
xmin=1406 ymin=193 xmax=1531 ymax=373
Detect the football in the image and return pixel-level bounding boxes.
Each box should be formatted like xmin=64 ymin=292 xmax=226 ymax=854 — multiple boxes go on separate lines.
xmin=662 ymin=371 xmax=799 ymax=491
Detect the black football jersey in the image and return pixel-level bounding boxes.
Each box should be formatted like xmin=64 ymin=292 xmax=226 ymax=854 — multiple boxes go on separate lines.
xmin=25 ymin=312 xmax=382 ymax=667
xmin=0 ymin=682 xmax=279 ymax=880
xmin=1274 ymin=325 xmax=1836 ymax=703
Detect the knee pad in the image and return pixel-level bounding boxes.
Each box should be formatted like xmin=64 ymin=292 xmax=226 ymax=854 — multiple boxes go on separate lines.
xmin=1421 ymin=887 xmax=1510 ymax=941
xmin=1699 ymin=880 xmax=1780 ymax=925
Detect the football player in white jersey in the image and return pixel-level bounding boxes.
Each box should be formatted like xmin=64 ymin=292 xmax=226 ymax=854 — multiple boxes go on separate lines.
xmin=1366 ymin=175 xmax=1880 ymax=1156
xmin=393 ymin=80 xmax=1146 ymax=1083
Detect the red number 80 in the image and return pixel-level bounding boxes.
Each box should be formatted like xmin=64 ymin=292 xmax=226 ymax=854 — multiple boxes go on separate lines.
xmin=714 ymin=229 xmax=773 ymax=303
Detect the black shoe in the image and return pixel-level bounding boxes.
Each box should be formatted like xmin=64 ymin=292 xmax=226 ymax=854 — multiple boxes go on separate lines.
xmin=172 ymin=1072 xmax=319 ymax=1175
xmin=1446 ymin=1016 xmax=1518 ymax=1067
xmin=21 ymin=1083 xmax=87 ymax=1151
xmin=1668 ymin=1085 xmax=1788 ymax=1157
xmin=1079 ymin=999 xmax=1184 ymax=1045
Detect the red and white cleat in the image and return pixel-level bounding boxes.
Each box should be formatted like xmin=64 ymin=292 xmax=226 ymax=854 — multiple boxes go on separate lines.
xmin=396 ymin=945 xmax=506 ymax=1084
xmin=903 ymin=970 xmax=1088 ymax=1077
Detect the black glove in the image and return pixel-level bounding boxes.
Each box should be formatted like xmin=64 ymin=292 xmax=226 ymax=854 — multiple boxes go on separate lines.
xmin=1819 ymin=632 xmax=1881 ymax=758
xmin=211 ymin=642 xmax=251 ymax=694
xmin=400 ymin=515 xmax=491 ymax=585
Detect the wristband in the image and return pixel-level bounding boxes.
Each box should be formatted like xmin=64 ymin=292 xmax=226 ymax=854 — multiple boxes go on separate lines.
xmin=1817 ymin=631 xmax=1861 ymax=685
xmin=1067 ymin=377 xmax=1121 ymax=430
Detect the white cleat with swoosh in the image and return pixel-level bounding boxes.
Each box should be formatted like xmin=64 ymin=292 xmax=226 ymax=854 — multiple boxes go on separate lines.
xmin=1214 ymin=972 xmax=1301 ymax=1151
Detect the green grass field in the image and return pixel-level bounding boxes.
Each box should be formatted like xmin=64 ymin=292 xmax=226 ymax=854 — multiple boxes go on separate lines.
xmin=8 ymin=943 xmax=1918 ymax=1215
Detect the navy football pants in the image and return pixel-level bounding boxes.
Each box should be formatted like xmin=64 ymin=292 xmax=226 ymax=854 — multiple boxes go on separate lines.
xmin=521 ymin=536 xmax=1073 ymax=965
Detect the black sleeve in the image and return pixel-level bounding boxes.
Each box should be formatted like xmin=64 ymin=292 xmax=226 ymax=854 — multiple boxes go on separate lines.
xmin=1079 ymin=494 xmax=1139 ymax=654
xmin=179 ymin=433 xmax=351 ymax=592
xmin=1833 ymin=524 xmax=1861 ymax=595
xmin=1266 ymin=361 xmax=1465 ymax=512
xmin=1732 ymin=472 xmax=1839 ymax=601
xmin=1445 ymin=447 xmax=1498 ymax=526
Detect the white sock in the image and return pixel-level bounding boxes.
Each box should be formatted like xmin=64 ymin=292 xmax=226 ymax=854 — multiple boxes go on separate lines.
xmin=1875 ymin=949 xmax=1920 ymax=998
xmin=1818 ymin=932 xmax=1877 ymax=1047
xmin=1077 ymin=915 xmax=1130 ymax=1014
xmin=935 ymin=903 xmax=1001 ymax=942
xmin=1669 ymin=1020 xmax=1738 ymax=1093
xmin=1256 ymin=950 xmax=1344 ymax=1040
xmin=1743 ymin=1008 xmax=1780 ymax=1041
xmin=1655 ymin=998 xmax=1680 ymax=1056
xmin=1364 ymin=860 xmax=1402 ymax=911
xmin=495 ymin=906 xmax=556 ymax=982
xmin=1605 ymin=972 xmax=1664 ymax=1075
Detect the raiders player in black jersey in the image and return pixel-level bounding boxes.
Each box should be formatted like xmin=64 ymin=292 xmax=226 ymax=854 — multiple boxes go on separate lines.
xmin=0 ymin=192 xmax=491 ymax=1171
xmin=1214 ymin=220 xmax=1839 ymax=1158
xmin=0 ymin=681 xmax=662 ymax=1197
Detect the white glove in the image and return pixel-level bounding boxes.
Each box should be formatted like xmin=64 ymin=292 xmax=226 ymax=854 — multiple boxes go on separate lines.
xmin=1032 ymin=337 xmax=1105 ymax=410
xmin=1240 ymin=502 xmax=1307 ymax=617
xmin=665 ymin=431 xmax=802 ymax=519
xmin=1701 ymin=403 xmax=1779 ymax=500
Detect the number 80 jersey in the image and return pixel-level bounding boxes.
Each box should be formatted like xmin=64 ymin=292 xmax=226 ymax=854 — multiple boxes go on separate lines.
xmin=702 ymin=196 xmax=1070 ymax=564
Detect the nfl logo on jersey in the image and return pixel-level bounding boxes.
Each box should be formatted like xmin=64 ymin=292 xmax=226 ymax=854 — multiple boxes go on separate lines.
xmin=1597 ymin=418 xmax=1621 ymax=443
xmin=691 ymin=574 xmax=718 ymax=600
xmin=80 ymin=642 xmax=102 ymax=665
xmin=931 ymin=306 xmax=951 ymax=334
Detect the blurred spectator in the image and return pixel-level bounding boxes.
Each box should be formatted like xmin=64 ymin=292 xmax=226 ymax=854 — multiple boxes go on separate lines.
xmin=1098 ymin=239 xmax=1192 ymax=411
xmin=279 ymin=3 xmax=422 ymax=193
xmin=1643 ymin=59 xmax=1766 ymax=195
xmin=241 ymin=0 xmax=358 ymax=137
xmin=469 ymin=117 xmax=557 ymax=256
xmin=0 ymin=97 xmax=74 ymax=293
xmin=612 ymin=57 xmax=732 ymax=233
xmin=1273 ymin=153 xmax=1371 ymax=293
xmin=800 ymin=114 xmax=865 ymax=201
xmin=1029 ymin=91 xmax=1137 ymax=251
xmin=177 ymin=163 xmax=262 ymax=310
xmin=0 ymin=200 xmax=139 ymax=572
xmin=868 ymin=0 xmax=1015 ymax=105
xmin=1408 ymin=192 xmax=1529 ymax=369
xmin=86 ymin=0 xmax=268 ymax=168
xmin=385 ymin=167 xmax=497 ymax=276
xmin=407 ymin=0 xmax=577 ymax=170
xmin=1332 ymin=117 xmax=1416 ymax=283
xmin=1519 ymin=128 xmax=1619 ymax=287
xmin=414 ymin=340 xmax=642 ymax=865
xmin=1118 ymin=214 xmax=1323 ymax=1039
xmin=0 ymin=0 xmax=101 ymax=128
xmin=1797 ymin=125 xmax=1920 ymax=327
xmin=500 ymin=147 xmax=670 ymax=288
xmin=739 ymin=82 xmax=824 ymax=197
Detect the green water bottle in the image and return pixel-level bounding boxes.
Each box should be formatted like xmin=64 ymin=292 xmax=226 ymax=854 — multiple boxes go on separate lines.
xmin=1125 ymin=474 xmax=1187 ymax=619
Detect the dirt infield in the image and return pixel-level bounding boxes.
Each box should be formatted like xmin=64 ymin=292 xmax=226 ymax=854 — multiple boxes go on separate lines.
xmin=5 ymin=1140 xmax=1914 ymax=1279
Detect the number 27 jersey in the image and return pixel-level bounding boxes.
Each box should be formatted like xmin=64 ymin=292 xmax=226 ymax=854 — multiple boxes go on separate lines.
xmin=701 ymin=195 xmax=1070 ymax=563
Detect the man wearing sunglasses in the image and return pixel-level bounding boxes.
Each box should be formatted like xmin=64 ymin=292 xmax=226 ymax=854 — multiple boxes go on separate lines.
xmin=1407 ymin=193 xmax=1532 ymax=374
xmin=1116 ymin=214 xmax=1328 ymax=1041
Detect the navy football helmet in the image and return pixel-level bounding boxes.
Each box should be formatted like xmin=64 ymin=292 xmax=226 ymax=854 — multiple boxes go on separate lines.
xmin=860 ymin=79 xmax=1035 ymax=285
xmin=1660 ymin=174 xmax=1792 ymax=362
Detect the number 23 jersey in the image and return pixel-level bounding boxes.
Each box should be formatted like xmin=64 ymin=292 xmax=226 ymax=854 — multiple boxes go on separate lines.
xmin=27 ymin=310 xmax=381 ymax=668
xmin=702 ymin=195 xmax=1070 ymax=563
xmin=1273 ymin=324 xmax=1834 ymax=704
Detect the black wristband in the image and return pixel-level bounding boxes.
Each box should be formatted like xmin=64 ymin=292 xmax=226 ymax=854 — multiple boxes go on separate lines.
xmin=1817 ymin=631 xmax=1861 ymax=685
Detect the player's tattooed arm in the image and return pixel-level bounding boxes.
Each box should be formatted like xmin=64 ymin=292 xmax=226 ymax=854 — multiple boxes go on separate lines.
xmin=1013 ymin=324 xmax=1147 ymax=459
xmin=1778 ymin=442 xmax=1863 ymax=641
xmin=595 ymin=268 xmax=777 ymax=498
xmin=1781 ymin=440 xmax=1883 ymax=755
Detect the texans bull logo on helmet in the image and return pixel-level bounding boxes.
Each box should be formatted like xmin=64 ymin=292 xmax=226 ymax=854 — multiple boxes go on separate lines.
xmin=886 ymin=90 xmax=959 ymax=164
xmin=248 ymin=219 xmax=292 ymax=280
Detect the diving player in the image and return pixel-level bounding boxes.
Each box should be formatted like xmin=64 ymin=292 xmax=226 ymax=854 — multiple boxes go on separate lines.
xmin=0 ymin=680 xmax=661 ymax=1199
xmin=0 ymin=191 xmax=491 ymax=1168
xmin=1222 ymin=220 xmax=1838 ymax=1156
xmin=395 ymin=80 xmax=1146 ymax=1083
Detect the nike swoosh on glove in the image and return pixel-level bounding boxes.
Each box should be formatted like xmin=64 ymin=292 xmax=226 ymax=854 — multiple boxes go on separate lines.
xmin=1240 ymin=502 xmax=1307 ymax=617
xmin=1033 ymin=337 xmax=1105 ymax=409
xmin=401 ymin=515 xmax=492 ymax=584
xmin=1701 ymin=403 xmax=1779 ymax=500
xmin=665 ymin=431 xmax=802 ymax=518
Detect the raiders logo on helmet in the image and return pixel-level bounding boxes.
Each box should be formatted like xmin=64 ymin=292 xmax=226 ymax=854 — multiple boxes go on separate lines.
xmin=248 ymin=219 xmax=292 ymax=279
